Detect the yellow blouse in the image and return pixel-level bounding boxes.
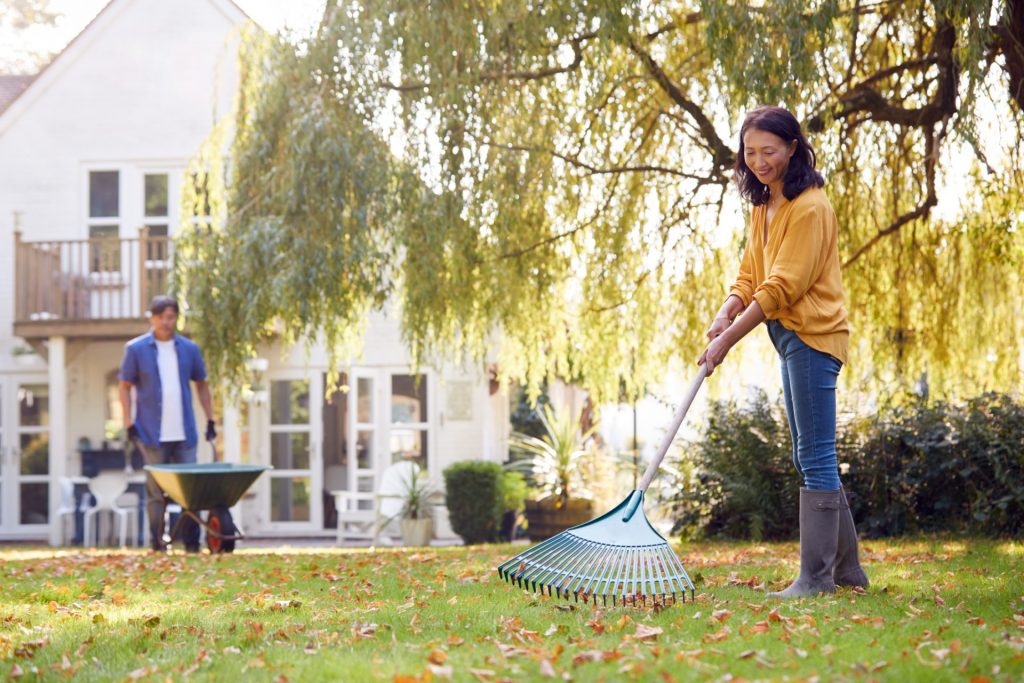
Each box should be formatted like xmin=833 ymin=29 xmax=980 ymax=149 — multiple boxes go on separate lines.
xmin=728 ymin=186 xmax=849 ymax=364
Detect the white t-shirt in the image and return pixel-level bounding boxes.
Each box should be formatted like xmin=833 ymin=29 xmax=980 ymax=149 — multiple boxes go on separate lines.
xmin=156 ymin=338 xmax=186 ymax=442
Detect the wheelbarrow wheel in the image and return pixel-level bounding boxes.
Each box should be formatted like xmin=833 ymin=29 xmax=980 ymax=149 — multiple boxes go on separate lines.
xmin=206 ymin=505 xmax=236 ymax=553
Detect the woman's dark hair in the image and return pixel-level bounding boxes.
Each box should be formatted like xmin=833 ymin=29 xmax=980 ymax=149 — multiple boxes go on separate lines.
xmin=148 ymin=295 xmax=179 ymax=316
xmin=734 ymin=105 xmax=824 ymax=206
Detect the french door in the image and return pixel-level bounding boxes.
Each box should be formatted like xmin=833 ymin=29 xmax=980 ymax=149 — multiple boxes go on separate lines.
xmin=0 ymin=377 xmax=51 ymax=538
xmin=322 ymin=367 xmax=433 ymax=531
xmin=259 ymin=372 xmax=323 ymax=533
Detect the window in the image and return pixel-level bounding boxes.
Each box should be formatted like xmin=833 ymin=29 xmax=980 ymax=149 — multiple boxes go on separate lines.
xmin=88 ymin=170 xmax=120 ymax=272
xmin=89 ymin=171 xmax=119 ymax=218
xmin=142 ymin=173 xmax=170 ymax=297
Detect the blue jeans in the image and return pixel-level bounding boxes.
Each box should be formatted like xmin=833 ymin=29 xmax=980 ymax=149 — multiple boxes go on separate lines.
xmin=766 ymin=320 xmax=843 ymax=491
xmin=140 ymin=441 xmax=200 ymax=548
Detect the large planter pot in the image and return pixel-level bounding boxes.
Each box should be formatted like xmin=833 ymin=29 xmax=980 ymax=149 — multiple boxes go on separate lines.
xmin=401 ymin=517 xmax=433 ymax=547
xmin=524 ymin=497 xmax=594 ymax=541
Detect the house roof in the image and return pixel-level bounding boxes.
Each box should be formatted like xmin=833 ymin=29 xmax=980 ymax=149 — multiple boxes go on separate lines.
xmin=0 ymin=0 xmax=254 ymax=129
xmin=0 ymin=74 xmax=35 ymax=114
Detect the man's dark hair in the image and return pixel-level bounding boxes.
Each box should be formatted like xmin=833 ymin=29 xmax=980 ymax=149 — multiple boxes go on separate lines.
xmin=734 ymin=105 xmax=824 ymax=206
xmin=148 ymin=295 xmax=179 ymax=316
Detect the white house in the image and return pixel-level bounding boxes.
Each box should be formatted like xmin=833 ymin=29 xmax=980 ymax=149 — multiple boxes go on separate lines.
xmin=0 ymin=0 xmax=509 ymax=545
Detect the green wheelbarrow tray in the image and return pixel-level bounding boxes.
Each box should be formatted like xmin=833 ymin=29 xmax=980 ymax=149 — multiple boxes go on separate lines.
xmin=143 ymin=463 xmax=272 ymax=552
xmin=144 ymin=463 xmax=271 ymax=510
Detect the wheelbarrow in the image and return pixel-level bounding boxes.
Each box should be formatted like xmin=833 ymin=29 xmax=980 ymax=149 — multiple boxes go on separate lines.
xmin=144 ymin=461 xmax=271 ymax=553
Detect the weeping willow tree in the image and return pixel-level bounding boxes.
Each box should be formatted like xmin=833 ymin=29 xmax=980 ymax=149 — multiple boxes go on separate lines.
xmin=175 ymin=0 xmax=1024 ymax=403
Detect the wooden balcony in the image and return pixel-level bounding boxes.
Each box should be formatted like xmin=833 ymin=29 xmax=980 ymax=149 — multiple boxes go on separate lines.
xmin=13 ymin=229 xmax=172 ymax=341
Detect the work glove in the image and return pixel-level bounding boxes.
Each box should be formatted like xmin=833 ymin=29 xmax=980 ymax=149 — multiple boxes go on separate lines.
xmin=205 ymin=420 xmax=217 ymax=442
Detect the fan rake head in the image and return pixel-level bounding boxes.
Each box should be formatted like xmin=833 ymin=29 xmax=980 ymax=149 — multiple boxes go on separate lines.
xmin=497 ymin=491 xmax=695 ymax=607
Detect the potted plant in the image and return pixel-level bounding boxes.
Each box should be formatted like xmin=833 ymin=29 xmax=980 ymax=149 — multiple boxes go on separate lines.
xmin=12 ymin=344 xmax=39 ymax=366
xmin=510 ymin=404 xmax=596 ymax=540
xmin=390 ymin=466 xmax=437 ymax=547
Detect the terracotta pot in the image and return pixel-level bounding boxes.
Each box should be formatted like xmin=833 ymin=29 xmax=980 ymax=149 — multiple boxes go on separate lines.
xmin=524 ymin=497 xmax=594 ymax=541
xmin=401 ymin=517 xmax=433 ymax=547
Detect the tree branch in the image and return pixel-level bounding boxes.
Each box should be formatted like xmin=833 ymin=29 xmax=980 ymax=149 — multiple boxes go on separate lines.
xmin=843 ymin=126 xmax=940 ymax=268
xmin=626 ymin=39 xmax=735 ymax=174
xmin=378 ymin=35 xmax=591 ymax=92
xmin=823 ymin=21 xmax=958 ymax=128
xmin=482 ymin=139 xmax=714 ymax=182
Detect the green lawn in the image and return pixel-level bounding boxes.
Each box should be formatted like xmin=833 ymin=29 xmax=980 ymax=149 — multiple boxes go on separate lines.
xmin=0 ymin=537 xmax=1021 ymax=682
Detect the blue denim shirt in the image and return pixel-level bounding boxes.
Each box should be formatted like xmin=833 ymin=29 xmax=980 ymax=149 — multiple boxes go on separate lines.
xmin=119 ymin=332 xmax=207 ymax=447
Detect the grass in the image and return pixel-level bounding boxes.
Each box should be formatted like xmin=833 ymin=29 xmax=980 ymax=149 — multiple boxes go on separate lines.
xmin=0 ymin=537 xmax=1022 ymax=682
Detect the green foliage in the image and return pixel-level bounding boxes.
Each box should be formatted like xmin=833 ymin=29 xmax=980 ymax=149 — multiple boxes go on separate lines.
xmin=665 ymin=390 xmax=1024 ymax=540
xmin=174 ymin=2 xmax=1024 ymax=402
xmin=500 ymin=470 xmax=528 ymax=514
xmin=840 ymin=393 xmax=1024 ymax=538
xmin=388 ymin=467 xmax=436 ymax=521
xmin=508 ymin=404 xmax=594 ymax=504
xmin=443 ymin=460 xmax=505 ymax=544
xmin=663 ymin=389 xmax=802 ymax=540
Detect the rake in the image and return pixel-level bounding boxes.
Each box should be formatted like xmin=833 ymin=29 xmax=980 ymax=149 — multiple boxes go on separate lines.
xmin=498 ymin=363 xmax=708 ymax=607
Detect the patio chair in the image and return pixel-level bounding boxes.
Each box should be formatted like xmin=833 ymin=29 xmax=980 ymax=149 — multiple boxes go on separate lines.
xmin=332 ymin=460 xmax=423 ymax=545
xmin=83 ymin=470 xmax=137 ymax=547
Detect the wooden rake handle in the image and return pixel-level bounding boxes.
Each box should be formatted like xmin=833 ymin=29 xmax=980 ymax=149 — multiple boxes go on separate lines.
xmin=638 ymin=362 xmax=708 ymax=492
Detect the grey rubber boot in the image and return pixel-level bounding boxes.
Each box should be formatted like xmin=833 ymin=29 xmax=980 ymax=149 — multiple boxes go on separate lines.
xmin=768 ymin=488 xmax=841 ymax=598
xmin=834 ymin=487 xmax=869 ymax=588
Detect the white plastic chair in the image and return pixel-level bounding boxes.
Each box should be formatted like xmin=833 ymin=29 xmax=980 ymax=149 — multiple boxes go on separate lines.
xmin=83 ymin=471 xmax=134 ymax=547
xmin=115 ymin=491 xmax=141 ymax=547
xmin=55 ymin=477 xmax=77 ymax=545
xmin=333 ymin=461 xmax=423 ymax=545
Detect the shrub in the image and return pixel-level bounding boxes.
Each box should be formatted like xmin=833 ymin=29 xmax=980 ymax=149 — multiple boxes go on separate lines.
xmin=443 ymin=461 xmax=505 ymax=544
xmin=501 ymin=470 xmax=528 ymax=513
xmin=663 ymin=390 xmax=1024 ymax=540
xmin=840 ymin=393 xmax=1024 ymax=537
xmin=663 ymin=389 xmax=802 ymax=540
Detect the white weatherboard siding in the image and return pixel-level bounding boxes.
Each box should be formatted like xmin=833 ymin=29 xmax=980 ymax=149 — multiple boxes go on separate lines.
xmin=0 ymin=0 xmax=242 ymax=354
xmin=0 ymin=0 xmax=509 ymax=543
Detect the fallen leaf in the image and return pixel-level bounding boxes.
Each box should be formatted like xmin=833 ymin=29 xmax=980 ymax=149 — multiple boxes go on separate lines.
xmin=427 ymin=664 xmax=453 ymax=679
xmin=633 ymin=624 xmax=663 ymax=641
xmin=539 ymin=659 xmax=557 ymax=677
xmin=712 ymin=609 xmax=732 ymax=622
xmin=427 ymin=649 xmax=447 ymax=665
xmin=702 ymin=626 xmax=731 ymax=643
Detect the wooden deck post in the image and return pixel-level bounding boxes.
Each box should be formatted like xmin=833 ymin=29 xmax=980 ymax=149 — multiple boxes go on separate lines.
xmin=14 ymin=227 xmax=23 ymax=322
xmin=138 ymin=225 xmax=148 ymax=314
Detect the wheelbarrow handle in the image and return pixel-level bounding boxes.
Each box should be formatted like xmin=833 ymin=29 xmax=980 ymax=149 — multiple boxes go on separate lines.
xmin=637 ymin=362 xmax=707 ymax=492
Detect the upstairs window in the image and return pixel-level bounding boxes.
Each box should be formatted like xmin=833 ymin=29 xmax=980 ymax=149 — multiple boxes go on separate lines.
xmin=88 ymin=170 xmax=120 ymax=272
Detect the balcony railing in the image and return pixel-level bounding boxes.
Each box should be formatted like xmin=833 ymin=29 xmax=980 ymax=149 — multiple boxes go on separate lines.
xmin=14 ymin=229 xmax=172 ymax=336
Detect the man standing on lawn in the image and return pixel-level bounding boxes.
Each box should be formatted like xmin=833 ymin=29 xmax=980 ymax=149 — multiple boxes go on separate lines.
xmin=119 ymin=295 xmax=216 ymax=552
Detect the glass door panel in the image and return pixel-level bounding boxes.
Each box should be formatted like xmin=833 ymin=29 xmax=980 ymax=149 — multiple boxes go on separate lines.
xmin=264 ymin=375 xmax=321 ymax=530
xmin=350 ymin=372 xmax=377 ymax=508
xmin=388 ymin=373 xmax=428 ymax=472
xmin=17 ymin=384 xmax=49 ymax=526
